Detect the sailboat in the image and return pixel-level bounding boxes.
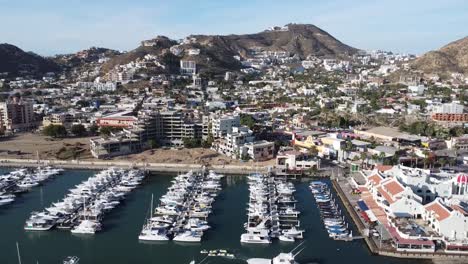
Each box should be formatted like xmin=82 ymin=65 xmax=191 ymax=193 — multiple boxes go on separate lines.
xmin=139 ymin=194 xmax=170 ymax=241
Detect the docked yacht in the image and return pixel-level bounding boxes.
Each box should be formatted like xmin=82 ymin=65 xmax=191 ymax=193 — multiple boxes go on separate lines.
xmin=0 ymin=196 xmax=15 ymax=206
xmin=240 ymin=229 xmax=271 ymax=244
xmin=173 ymin=230 xmax=203 ymax=242
xmin=24 ymin=218 xmax=55 ymax=231
xmin=138 ymin=226 xmax=170 ymax=241
xmin=71 ymin=220 xmax=102 ymax=235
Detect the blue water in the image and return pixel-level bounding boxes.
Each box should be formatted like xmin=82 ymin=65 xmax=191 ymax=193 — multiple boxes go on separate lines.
xmin=0 ymin=168 xmax=426 ymax=264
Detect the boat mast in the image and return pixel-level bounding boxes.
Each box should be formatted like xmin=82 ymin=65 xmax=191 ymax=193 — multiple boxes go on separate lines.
xmin=16 ymin=242 xmax=22 ymax=264
xmin=150 ymin=194 xmax=154 ymax=219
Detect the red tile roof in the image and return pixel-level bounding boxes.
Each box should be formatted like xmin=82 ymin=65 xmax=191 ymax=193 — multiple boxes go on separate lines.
xmin=377 ymin=186 xmax=396 ymax=204
xmin=367 ymin=174 xmax=383 ymax=185
xmin=377 ymin=165 xmax=393 ymax=172
xmin=425 ymin=201 xmax=451 ymax=222
xmin=450 ymin=205 xmax=468 ymax=216
xmin=383 ymin=180 xmax=405 ymax=196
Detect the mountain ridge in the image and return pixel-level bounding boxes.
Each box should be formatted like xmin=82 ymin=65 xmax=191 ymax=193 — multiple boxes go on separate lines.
xmin=411 ymin=36 xmax=468 ymax=75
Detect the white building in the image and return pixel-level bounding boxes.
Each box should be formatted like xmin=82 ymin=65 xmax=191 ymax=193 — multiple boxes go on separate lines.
xmin=180 ymin=60 xmax=197 ymax=75
xmin=211 ymin=114 xmax=241 ymax=138
xmin=432 ymin=102 xmax=464 ymax=114
xmin=243 ymin=140 xmax=275 ymax=161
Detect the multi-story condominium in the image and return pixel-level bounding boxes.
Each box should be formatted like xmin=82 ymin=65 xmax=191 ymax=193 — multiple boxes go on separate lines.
xmin=212 ymin=126 xmax=254 ymax=158
xmin=244 ymin=140 xmax=275 ymax=161
xmin=90 ymin=109 xmax=203 ymax=158
xmin=0 ymin=98 xmax=36 ymax=132
xmin=211 ymin=113 xmax=241 ymax=138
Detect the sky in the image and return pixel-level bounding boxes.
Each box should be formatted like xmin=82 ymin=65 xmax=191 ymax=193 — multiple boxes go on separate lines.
xmin=0 ymin=0 xmax=467 ymax=56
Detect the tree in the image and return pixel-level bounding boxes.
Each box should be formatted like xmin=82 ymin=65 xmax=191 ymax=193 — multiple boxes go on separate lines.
xmin=240 ymin=114 xmax=256 ymax=129
xmin=183 ymin=137 xmax=201 ymax=148
xmin=43 ymin=124 xmax=67 ymax=138
xmin=439 ymin=157 xmax=447 ymax=168
xmin=71 ymin=124 xmax=87 ymax=137
xmin=148 ymin=139 xmax=159 ymax=149
xmin=308 ymin=145 xmax=319 ymax=157
xmin=241 ymin=153 xmax=251 ymax=161
xmin=378 ymin=152 xmax=386 ymax=162
xmin=360 ymin=152 xmax=368 ymax=168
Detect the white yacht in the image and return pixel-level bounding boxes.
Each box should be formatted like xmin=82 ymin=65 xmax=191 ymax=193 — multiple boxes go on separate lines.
xmin=247 ymin=253 xmax=299 ymax=264
xmin=24 ymin=218 xmax=55 ymax=231
xmin=138 ymin=226 xmax=170 ymax=241
xmin=71 ymin=220 xmax=102 ymax=235
xmin=240 ymin=229 xmax=271 ymax=244
xmin=184 ymin=218 xmax=210 ymax=232
xmin=0 ymin=196 xmax=15 ymax=206
xmin=173 ymin=230 xmax=203 ymax=242
xmin=281 ymin=227 xmax=304 ymax=239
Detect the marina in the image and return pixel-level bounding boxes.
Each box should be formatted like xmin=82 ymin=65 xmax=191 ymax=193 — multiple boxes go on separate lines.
xmin=309 ymin=181 xmax=352 ymax=241
xmin=24 ymin=168 xmax=145 ymax=233
xmin=0 ymin=167 xmax=63 ymax=207
xmin=0 ymin=168 xmax=428 ymax=264
xmin=139 ymin=169 xmax=223 ymax=242
xmin=241 ymin=173 xmax=304 ymax=244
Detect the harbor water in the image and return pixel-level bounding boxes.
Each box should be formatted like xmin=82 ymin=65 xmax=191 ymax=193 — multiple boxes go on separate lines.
xmin=0 ymin=168 xmax=428 ymax=264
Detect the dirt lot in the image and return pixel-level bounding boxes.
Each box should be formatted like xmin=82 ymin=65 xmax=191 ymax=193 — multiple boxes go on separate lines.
xmin=0 ymin=133 xmax=275 ymax=166
xmin=0 ymin=133 xmax=96 ymax=160
xmin=115 ymin=148 xmax=275 ymax=166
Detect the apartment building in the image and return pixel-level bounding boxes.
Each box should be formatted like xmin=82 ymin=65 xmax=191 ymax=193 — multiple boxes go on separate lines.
xmin=42 ymin=112 xmax=75 ymax=128
xmin=90 ymin=109 xmax=203 ymax=158
xmin=211 ymin=114 xmax=241 ymax=138
xmin=0 ymin=98 xmax=36 ymax=132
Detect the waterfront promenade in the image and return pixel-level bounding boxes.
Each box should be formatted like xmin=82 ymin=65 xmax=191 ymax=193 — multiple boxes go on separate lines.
xmin=0 ymin=158 xmax=268 ymax=174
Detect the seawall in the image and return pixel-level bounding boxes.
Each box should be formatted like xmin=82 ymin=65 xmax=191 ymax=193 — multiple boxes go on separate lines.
xmin=0 ymin=158 xmax=267 ymax=175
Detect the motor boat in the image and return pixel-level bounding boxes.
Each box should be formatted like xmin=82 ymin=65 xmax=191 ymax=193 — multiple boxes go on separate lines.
xmin=63 ymin=256 xmax=80 ymax=264
xmin=24 ymin=218 xmax=55 ymax=231
xmin=71 ymin=220 xmax=102 ymax=234
xmin=240 ymin=231 xmax=271 ymax=244
xmin=173 ymin=230 xmax=203 ymax=242
xmin=138 ymin=226 xmax=170 ymax=241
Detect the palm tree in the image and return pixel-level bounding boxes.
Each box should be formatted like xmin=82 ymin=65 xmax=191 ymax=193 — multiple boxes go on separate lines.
xmin=371 ymin=154 xmax=379 ymax=167
xmin=378 ymin=152 xmax=386 ymax=163
xmin=409 ymin=151 xmax=418 ymax=168
xmin=439 ymin=157 xmax=447 ymax=168
xmin=308 ymin=145 xmax=319 ymax=157
xmin=360 ymin=152 xmax=368 ymax=169
xmin=423 ymin=150 xmax=430 ymax=169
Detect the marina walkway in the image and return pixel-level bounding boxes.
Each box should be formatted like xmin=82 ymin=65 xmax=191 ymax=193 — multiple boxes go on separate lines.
xmin=0 ymin=158 xmax=268 ymax=174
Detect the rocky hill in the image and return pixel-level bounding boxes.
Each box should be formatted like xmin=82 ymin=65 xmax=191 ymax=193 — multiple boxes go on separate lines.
xmin=102 ymin=24 xmax=358 ymax=75
xmin=0 ymin=43 xmax=61 ymax=76
xmin=411 ymin=36 xmax=468 ymax=75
